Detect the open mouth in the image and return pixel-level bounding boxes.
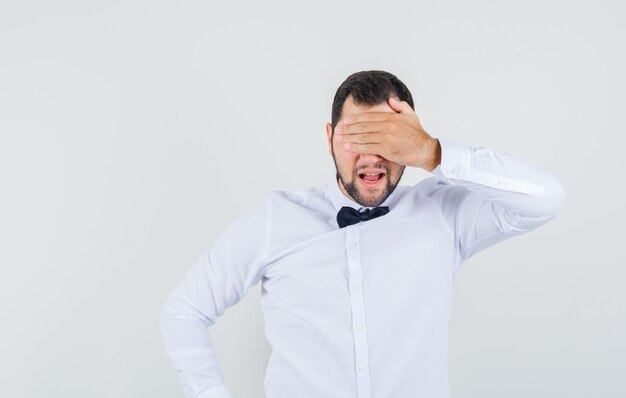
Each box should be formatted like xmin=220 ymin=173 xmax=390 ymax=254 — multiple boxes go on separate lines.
xmin=358 ymin=172 xmax=385 ymax=187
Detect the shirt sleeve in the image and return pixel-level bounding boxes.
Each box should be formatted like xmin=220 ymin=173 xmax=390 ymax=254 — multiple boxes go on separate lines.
xmin=430 ymin=137 xmax=565 ymax=268
xmin=158 ymin=192 xmax=272 ymax=398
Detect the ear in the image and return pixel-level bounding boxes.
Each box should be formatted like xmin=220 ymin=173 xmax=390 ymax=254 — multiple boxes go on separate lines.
xmin=325 ymin=122 xmax=333 ymax=156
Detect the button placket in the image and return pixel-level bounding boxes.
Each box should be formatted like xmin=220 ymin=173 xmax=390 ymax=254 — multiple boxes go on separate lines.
xmin=345 ymin=226 xmax=372 ymax=398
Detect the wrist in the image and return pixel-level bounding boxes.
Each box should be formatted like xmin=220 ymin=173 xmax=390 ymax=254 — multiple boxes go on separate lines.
xmin=424 ymin=137 xmax=441 ymax=172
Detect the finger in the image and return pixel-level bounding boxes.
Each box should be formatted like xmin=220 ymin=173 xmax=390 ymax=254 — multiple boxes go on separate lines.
xmin=387 ymin=97 xmax=415 ymax=115
xmin=343 ymin=142 xmax=382 ymax=154
xmin=336 ymin=121 xmax=383 ymax=135
xmin=342 ymin=112 xmax=391 ymax=125
xmin=340 ymin=131 xmax=382 ymax=144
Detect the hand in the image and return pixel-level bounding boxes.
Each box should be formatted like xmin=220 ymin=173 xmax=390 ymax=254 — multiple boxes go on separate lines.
xmin=334 ymin=97 xmax=441 ymax=171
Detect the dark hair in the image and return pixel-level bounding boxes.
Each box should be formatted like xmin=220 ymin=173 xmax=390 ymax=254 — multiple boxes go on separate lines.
xmin=331 ymin=70 xmax=414 ymax=132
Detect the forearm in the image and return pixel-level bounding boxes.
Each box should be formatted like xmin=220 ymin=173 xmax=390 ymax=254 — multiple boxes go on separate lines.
xmin=431 ymin=137 xmax=565 ymax=225
xmin=159 ymin=252 xmax=235 ymax=398
xmin=159 ymin=193 xmax=270 ymax=398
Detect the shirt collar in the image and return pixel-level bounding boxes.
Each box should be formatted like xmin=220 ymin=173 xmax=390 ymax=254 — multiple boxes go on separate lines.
xmin=325 ymin=172 xmax=403 ymax=213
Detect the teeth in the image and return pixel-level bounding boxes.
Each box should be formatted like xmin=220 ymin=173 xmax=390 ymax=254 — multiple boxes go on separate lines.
xmin=361 ymin=173 xmax=382 ymax=184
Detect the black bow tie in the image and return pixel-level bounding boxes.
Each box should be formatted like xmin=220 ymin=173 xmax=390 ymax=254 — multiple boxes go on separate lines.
xmin=336 ymin=206 xmax=390 ymax=228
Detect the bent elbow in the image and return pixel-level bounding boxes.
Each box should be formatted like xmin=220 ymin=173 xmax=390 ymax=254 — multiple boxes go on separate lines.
xmin=511 ymin=174 xmax=565 ymax=230
xmin=158 ymin=293 xmax=216 ymax=333
xmin=526 ymin=174 xmax=565 ymax=224
xmin=545 ymin=174 xmax=565 ymax=219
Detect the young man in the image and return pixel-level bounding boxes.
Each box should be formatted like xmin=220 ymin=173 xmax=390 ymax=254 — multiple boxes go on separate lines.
xmin=159 ymin=70 xmax=565 ymax=398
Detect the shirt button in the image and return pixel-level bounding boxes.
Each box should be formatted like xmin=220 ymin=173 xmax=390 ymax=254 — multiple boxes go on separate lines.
xmin=348 ymin=242 xmax=356 ymax=250
xmin=355 ymin=322 xmax=363 ymax=330
xmin=351 ymin=282 xmax=360 ymax=290
xmin=359 ymin=364 xmax=367 ymax=371
xmin=497 ymin=179 xmax=504 ymax=186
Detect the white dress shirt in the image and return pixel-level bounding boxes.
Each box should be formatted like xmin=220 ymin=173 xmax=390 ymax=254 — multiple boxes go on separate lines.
xmin=159 ymin=137 xmax=565 ymax=398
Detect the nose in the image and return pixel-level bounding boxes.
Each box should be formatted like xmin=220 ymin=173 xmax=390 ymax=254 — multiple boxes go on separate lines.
xmin=356 ymin=153 xmax=387 ymax=171
xmin=359 ymin=152 xmax=385 ymax=162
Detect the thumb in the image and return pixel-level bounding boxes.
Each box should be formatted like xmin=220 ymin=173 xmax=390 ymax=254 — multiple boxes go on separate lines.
xmin=388 ymin=96 xmax=414 ymax=115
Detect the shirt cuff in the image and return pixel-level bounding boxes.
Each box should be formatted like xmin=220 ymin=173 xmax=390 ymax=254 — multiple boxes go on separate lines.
xmin=432 ymin=137 xmax=472 ymax=180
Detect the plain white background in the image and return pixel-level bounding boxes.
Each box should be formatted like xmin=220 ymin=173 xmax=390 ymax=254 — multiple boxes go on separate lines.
xmin=1 ymin=0 xmax=624 ymax=397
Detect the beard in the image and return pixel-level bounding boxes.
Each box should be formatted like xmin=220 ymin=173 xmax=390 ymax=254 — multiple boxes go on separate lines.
xmin=331 ymin=149 xmax=405 ymax=207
